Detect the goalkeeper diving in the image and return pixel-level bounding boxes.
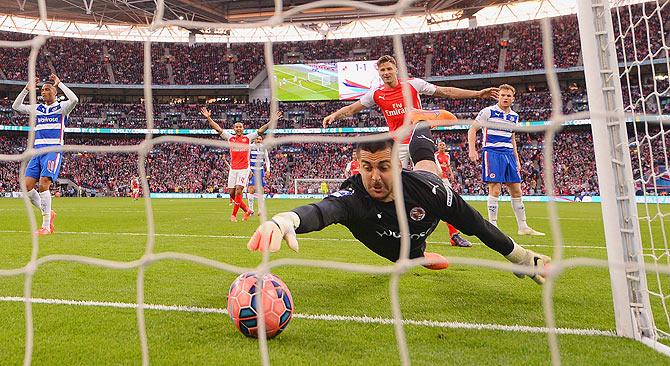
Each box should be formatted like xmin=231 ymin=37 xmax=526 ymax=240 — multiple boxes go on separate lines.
xmin=247 ymin=119 xmax=551 ymax=284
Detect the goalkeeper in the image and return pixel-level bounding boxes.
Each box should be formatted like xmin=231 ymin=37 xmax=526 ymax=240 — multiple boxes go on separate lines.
xmin=247 ymin=122 xmax=551 ymax=284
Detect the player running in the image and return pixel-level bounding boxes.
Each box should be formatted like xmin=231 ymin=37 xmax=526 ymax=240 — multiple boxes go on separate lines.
xmin=201 ymin=107 xmax=279 ymax=222
xmin=12 ymin=74 xmax=79 ymax=235
xmin=344 ymin=151 xmax=360 ymax=177
xmin=130 ymin=176 xmax=140 ymax=200
xmin=435 ymin=141 xmax=472 ymax=248
xmin=467 ymin=84 xmax=545 ymax=236
xmin=323 ymin=54 xmax=498 ymax=168
xmin=247 ymin=135 xmax=271 ymax=214
xmin=247 ymin=122 xmax=551 ymax=285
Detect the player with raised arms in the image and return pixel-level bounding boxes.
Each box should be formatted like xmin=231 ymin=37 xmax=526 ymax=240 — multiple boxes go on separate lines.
xmin=12 ymin=73 xmax=79 ymax=235
xmin=467 ymin=84 xmax=544 ymax=236
xmin=130 ymin=176 xmax=140 ymax=201
xmin=323 ymin=55 xmax=498 ymax=168
xmin=247 ymin=135 xmax=271 ymax=214
xmin=201 ymin=108 xmax=279 ymax=222
xmin=247 ymin=122 xmax=551 ymax=284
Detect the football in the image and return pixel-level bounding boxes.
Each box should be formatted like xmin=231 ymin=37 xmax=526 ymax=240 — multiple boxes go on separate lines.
xmin=227 ymin=272 xmax=293 ymax=339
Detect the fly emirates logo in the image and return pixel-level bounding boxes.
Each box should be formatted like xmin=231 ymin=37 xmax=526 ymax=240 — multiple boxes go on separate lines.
xmin=384 ymin=103 xmax=409 ymax=117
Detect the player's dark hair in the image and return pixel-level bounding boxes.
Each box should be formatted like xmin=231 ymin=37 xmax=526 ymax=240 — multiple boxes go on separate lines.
xmin=357 ymin=139 xmax=394 ymax=155
xmin=376 ymin=55 xmax=397 ymax=67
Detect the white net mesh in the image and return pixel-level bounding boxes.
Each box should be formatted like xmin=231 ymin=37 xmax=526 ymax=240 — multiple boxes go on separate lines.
xmin=1 ymin=1 xmax=670 ymax=365
xmin=612 ymin=0 xmax=670 ymax=341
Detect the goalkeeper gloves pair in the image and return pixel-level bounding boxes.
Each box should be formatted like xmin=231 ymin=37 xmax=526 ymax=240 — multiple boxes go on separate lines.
xmin=247 ymin=212 xmax=300 ymax=253
xmin=505 ymin=242 xmax=552 ymax=285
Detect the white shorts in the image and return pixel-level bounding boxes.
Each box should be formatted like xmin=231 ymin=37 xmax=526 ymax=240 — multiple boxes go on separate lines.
xmin=132 ymin=188 xmax=140 ymax=194
xmin=398 ymin=143 xmax=410 ymax=168
xmin=228 ymin=168 xmax=250 ymax=188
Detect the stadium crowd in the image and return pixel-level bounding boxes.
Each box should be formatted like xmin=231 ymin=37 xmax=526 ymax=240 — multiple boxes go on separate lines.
xmin=0 ymin=3 xmax=661 ymax=85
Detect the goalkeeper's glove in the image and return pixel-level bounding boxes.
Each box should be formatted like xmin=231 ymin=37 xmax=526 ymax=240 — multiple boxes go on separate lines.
xmin=504 ymin=242 xmax=551 ymax=285
xmin=247 ymin=212 xmax=300 ymax=253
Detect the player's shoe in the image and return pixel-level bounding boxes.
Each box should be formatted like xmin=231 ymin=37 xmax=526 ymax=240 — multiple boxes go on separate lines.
xmin=422 ymin=252 xmax=449 ymax=270
xmin=49 ymin=210 xmax=56 ymax=233
xmin=505 ymin=243 xmax=551 ymax=285
xmin=518 ymin=227 xmax=546 ymax=236
xmin=243 ymin=210 xmax=254 ymax=222
xmin=35 ymin=227 xmax=52 ymax=236
xmin=450 ymin=233 xmax=472 ymax=247
xmin=230 ymin=215 xmax=238 ymax=223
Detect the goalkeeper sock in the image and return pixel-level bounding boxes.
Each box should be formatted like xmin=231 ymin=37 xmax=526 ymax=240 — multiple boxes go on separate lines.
xmin=38 ymin=190 xmax=51 ymax=229
xmin=487 ymin=195 xmax=499 ymax=227
xmin=511 ymin=197 xmax=528 ymax=230
xmin=27 ymin=189 xmax=42 ymax=210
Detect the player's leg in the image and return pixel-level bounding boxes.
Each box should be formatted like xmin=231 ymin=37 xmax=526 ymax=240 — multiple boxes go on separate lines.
xmin=508 ymin=182 xmax=545 ymax=236
xmin=25 ymin=157 xmax=42 ymax=210
xmin=487 ymin=182 xmax=502 ymax=227
xmin=441 ymin=178 xmax=472 ymax=247
xmin=228 ymin=170 xmax=238 ymax=221
xmin=247 ymin=184 xmax=256 ymax=213
xmin=36 ymin=152 xmax=61 ymax=234
xmin=235 ymin=169 xmax=252 ymax=220
xmin=397 ymin=143 xmax=410 ymax=169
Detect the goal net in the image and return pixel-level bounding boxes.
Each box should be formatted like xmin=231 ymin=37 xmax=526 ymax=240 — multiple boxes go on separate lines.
xmin=307 ymin=72 xmax=331 ymax=86
xmin=0 ymin=0 xmax=669 ymax=365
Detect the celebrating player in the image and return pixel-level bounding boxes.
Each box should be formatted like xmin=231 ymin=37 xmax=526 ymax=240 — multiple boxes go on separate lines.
xmin=434 ymin=141 xmax=472 ymax=248
xmin=12 ymin=74 xmax=79 ymax=235
xmin=467 ymin=84 xmax=544 ymax=236
xmin=247 ymin=122 xmax=551 ymax=284
xmin=201 ymin=107 xmax=279 ymax=222
xmin=323 ymin=55 xmax=498 ymax=168
xmin=248 ymin=135 xmax=271 ymax=214
xmin=344 ymin=151 xmax=360 ymax=177
xmin=130 ymin=176 xmax=140 ymax=200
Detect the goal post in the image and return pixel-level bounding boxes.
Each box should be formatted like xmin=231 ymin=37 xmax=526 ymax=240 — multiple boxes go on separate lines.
xmin=577 ymin=0 xmax=666 ymax=353
xmin=293 ymin=178 xmax=346 ymax=195
xmin=307 ymin=72 xmax=329 ymax=86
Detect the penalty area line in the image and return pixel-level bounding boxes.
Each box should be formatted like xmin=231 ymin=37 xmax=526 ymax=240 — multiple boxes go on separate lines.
xmin=0 ymin=230 xmax=607 ymax=250
xmin=0 ymin=296 xmax=616 ymax=337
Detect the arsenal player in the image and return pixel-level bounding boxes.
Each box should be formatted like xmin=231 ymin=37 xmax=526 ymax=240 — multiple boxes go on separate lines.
xmin=344 ymin=151 xmax=360 ymax=177
xmin=201 ymin=107 xmax=279 ymax=222
xmin=435 ymin=141 xmax=471 ymax=247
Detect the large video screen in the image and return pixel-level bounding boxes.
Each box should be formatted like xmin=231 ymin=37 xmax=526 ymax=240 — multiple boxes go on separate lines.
xmin=273 ymin=61 xmax=382 ymax=102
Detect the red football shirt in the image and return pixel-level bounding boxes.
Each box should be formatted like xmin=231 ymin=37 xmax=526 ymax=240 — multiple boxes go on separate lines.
xmin=360 ymin=78 xmax=437 ymax=144
xmin=221 ymin=131 xmax=258 ymax=169
xmin=345 ymin=160 xmax=360 ymax=176
xmin=435 ymin=151 xmax=451 ymax=179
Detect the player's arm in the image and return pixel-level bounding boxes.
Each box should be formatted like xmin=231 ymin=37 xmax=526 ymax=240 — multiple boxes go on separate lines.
xmin=467 ymin=109 xmax=486 ymax=162
xmin=264 ymin=151 xmax=271 ymax=174
xmin=51 ymin=74 xmax=79 ymax=115
xmin=12 ymin=77 xmax=39 ymax=114
xmin=257 ymin=110 xmax=282 ymax=136
xmin=512 ymin=133 xmax=521 ymax=172
xmin=200 ymin=107 xmax=226 ymax=135
xmin=322 ymin=101 xmax=366 ymax=128
xmin=247 ymin=194 xmax=352 ymax=252
xmin=433 ymin=86 xmax=499 ymax=100
xmin=344 ymin=162 xmax=352 ymax=177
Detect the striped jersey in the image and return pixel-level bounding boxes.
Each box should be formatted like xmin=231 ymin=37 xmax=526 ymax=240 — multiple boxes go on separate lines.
xmin=12 ymin=84 xmax=78 ymax=149
xmin=249 ymin=142 xmax=270 ymax=172
xmin=475 ymin=104 xmax=519 ymax=153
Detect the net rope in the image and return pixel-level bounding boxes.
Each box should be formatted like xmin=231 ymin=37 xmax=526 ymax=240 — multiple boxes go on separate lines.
xmin=613 ymin=0 xmax=670 ymax=340
xmin=0 ymin=1 xmax=669 ymax=365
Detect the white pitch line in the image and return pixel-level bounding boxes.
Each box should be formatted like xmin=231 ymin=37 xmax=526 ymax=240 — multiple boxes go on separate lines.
xmin=0 ymin=230 xmax=608 ymax=250
xmin=0 ymin=296 xmax=616 ymax=337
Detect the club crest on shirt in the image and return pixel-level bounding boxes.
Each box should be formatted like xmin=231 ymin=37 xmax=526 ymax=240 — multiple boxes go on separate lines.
xmin=489 ymin=173 xmax=496 ymax=178
xmin=409 ymin=207 xmax=426 ymax=221
xmin=329 ymin=189 xmax=353 ymax=198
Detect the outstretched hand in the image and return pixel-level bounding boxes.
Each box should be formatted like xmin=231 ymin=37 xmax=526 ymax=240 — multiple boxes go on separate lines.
xmin=247 ymin=212 xmax=300 ymax=253
xmin=478 ymin=87 xmax=499 ymax=100
xmin=49 ymin=73 xmax=61 ymax=87
xmin=200 ymin=107 xmax=212 ymax=119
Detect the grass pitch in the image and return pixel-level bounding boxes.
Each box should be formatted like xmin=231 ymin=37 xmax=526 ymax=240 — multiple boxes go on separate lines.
xmin=0 ymin=198 xmax=669 ymax=365
xmin=274 ymin=65 xmax=339 ymax=101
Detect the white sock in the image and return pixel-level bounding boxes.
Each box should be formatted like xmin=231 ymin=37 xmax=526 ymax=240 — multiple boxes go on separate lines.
xmin=248 ymin=194 xmax=255 ymax=212
xmin=38 ymin=190 xmax=51 ymax=229
xmin=27 ymin=189 xmax=42 ymax=210
xmin=511 ymin=197 xmax=528 ymax=230
xmin=487 ymin=195 xmax=499 ymax=227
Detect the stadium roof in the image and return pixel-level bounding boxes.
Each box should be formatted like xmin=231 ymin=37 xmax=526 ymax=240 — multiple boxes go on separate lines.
xmin=0 ymin=0 xmax=652 ymax=43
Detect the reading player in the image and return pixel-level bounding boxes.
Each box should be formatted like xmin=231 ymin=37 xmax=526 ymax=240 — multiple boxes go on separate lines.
xmin=248 ymin=135 xmax=271 ymax=214
xmin=201 ymin=107 xmax=279 ymax=222
xmin=467 ymin=84 xmax=544 ymax=236
xmin=248 ymin=123 xmax=551 ymax=284
xmin=323 ymin=55 xmax=498 ymax=168
xmin=12 ymin=74 xmax=79 ymax=235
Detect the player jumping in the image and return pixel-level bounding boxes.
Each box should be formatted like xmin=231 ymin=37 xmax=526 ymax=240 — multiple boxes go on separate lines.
xmin=467 ymin=84 xmax=545 ymax=236
xmin=201 ymin=107 xmax=278 ymax=222
xmin=247 ymin=122 xmax=551 ymax=285
xmin=12 ymin=74 xmax=79 ymax=235
xmin=248 ymin=136 xmax=271 ymax=214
